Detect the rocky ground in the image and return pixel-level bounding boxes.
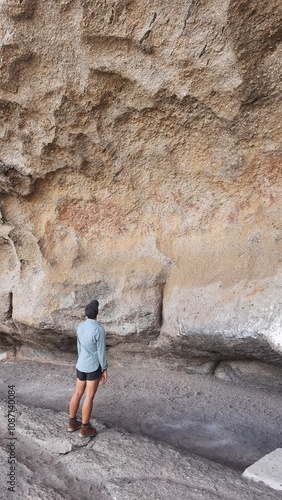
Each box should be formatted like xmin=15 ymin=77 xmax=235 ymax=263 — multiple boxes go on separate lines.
xmin=1 ymin=345 xmax=282 ymax=499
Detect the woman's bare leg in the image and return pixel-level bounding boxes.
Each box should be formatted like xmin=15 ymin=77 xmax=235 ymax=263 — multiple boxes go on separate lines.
xmin=69 ymin=379 xmax=86 ymax=418
xmin=82 ymin=379 xmax=100 ymax=424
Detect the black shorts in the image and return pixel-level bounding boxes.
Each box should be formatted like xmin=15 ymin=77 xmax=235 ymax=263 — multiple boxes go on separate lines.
xmin=76 ymin=366 xmax=102 ymax=381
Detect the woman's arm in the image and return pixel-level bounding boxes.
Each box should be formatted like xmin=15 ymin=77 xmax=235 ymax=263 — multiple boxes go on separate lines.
xmin=101 ymin=369 xmax=108 ymax=384
xmin=96 ymin=326 xmax=108 ymax=374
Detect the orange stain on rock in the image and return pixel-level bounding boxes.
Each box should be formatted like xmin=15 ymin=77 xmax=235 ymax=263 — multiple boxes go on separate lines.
xmin=58 ymin=199 xmax=128 ymax=238
xmin=245 ymin=287 xmax=265 ymax=297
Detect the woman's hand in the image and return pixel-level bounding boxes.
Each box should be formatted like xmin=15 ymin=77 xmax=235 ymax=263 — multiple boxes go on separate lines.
xmin=101 ymin=369 xmax=108 ymax=385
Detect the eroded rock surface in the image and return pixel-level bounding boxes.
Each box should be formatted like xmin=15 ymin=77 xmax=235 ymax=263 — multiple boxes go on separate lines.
xmin=0 ymin=0 xmax=281 ymax=362
xmin=215 ymin=359 xmax=282 ymax=390
xmin=2 ymin=349 xmax=282 ymax=472
xmin=0 ymin=399 xmax=280 ymax=499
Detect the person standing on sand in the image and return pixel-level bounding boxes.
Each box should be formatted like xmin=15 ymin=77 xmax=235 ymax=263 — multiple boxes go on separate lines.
xmin=68 ymin=299 xmax=108 ymax=437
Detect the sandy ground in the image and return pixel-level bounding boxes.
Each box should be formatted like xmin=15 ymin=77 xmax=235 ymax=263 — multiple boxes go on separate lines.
xmin=1 ymin=344 xmax=282 ymax=477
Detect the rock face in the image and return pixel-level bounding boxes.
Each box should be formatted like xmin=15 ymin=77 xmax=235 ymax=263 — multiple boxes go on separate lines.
xmin=0 ymin=1 xmax=282 ymax=361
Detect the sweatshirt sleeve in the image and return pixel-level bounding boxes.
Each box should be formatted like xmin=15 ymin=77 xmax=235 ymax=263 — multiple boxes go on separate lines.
xmin=95 ymin=326 xmax=107 ymax=372
xmin=77 ymin=337 xmax=81 ymax=357
xmin=76 ymin=324 xmax=82 ymax=357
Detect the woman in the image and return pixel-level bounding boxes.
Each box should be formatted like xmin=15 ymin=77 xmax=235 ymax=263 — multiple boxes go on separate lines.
xmin=68 ymin=299 xmax=108 ymax=437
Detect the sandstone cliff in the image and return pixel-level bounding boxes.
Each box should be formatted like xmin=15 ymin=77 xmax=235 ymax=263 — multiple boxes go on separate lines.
xmin=0 ymin=0 xmax=281 ymax=363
